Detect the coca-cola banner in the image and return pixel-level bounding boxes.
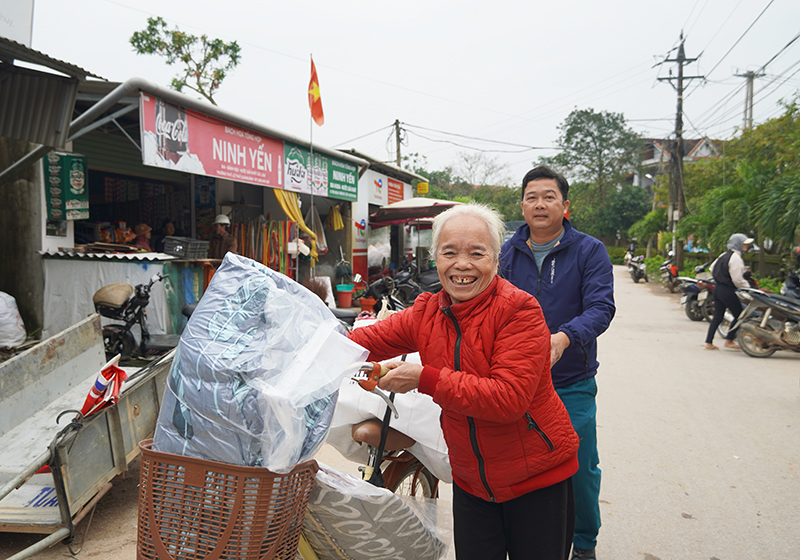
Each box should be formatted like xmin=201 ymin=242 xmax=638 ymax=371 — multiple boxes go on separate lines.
xmin=284 ymin=141 xmax=358 ymax=201
xmin=139 ymin=94 xmax=283 ymax=189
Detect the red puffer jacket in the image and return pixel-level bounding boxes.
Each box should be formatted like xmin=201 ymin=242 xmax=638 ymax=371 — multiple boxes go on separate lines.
xmin=348 ymin=276 xmax=579 ymax=503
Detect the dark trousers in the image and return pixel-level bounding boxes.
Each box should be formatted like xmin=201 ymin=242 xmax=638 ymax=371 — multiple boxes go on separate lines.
xmin=706 ymin=284 xmax=743 ymax=344
xmin=452 ymin=478 xmax=574 ymax=560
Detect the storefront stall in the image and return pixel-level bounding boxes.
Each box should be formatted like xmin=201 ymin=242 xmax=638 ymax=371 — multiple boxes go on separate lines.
xmin=338 ymin=150 xmax=427 ymax=282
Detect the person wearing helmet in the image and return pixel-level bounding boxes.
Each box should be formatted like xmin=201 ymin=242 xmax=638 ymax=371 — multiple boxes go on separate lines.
xmin=209 ymin=214 xmax=237 ymax=260
xmin=704 ymin=233 xmax=753 ymax=350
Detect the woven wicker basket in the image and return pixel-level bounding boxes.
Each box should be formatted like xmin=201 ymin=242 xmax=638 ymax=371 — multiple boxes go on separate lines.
xmin=137 ymin=439 xmax=318 ymax=560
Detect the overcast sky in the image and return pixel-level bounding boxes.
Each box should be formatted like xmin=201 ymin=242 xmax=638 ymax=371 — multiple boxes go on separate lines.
xmin=29 ymin=0 xmax=800 ymax=186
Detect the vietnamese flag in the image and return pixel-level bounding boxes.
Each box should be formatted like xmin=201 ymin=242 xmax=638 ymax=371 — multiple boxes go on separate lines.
xmin=308 ymin=56 xmax=324 ymax=126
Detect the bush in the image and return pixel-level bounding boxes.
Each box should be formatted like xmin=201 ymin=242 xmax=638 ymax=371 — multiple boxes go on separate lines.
xmin=607 ymin=246 xmax=627 ymax=265
xmin=645 ymin=256 xmax=665 ymax=282
xmin=754 ymin=276 xmax=782 ymax=293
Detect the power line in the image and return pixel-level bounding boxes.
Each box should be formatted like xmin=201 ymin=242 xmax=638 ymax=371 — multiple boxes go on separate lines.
xmin=704 ymin=0 xmax=775 ymax=79
xmin=756 ymin=30 xmax=800 ymax=73
xmin=404 ymin=129 xmax=554 ymax=154
xmin=332 ymin=124 xmax=394 ymax=148
xmin=402 ymin=123 xmax=554 ymax=150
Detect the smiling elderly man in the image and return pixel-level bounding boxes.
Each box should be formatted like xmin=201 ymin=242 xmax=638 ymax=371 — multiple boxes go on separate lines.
xmin=499 ymin=165 xmax=616 ymax=560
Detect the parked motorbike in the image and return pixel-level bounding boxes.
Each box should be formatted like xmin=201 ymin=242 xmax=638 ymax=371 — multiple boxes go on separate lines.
xmin=679 ymin=262 xmax=715 ymax=322
xmin=93 ymin=273 xmax=193 ymax=361
xmin=733 ymin=282 xmax=800 ymax=358
xmin=365 ymin=274 xmax=410 ymax=313
xmin=627 ymin=254 xmax=648 ymax=283
xmin=660 ymin=252 xmax=678 ymax=293
xmin=391 ymin=260 xmax=442 ymax=305
xmin=678 ymin=277 xmax=704 ymax=321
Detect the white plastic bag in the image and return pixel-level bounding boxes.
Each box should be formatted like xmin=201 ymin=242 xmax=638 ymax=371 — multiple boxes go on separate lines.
xmin=305 ymin=203 xmax=328 ymax=255
xmin=153 ymin=253 xmax=368 ymax=473
xmin=0 ymin=292 xmax=26 ymax=348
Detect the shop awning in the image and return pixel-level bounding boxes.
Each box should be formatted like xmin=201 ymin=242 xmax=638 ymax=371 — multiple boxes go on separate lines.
xmin=369 ymin=197 xmax=461 ymax=229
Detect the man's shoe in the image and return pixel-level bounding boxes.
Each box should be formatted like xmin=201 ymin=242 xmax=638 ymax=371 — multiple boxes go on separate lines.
xmin=571 ymin=547 xmax=596 ymax=560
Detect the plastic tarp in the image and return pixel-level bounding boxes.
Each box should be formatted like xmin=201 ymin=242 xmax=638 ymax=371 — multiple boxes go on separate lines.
xmin=153 ymin=253 xmax=369 ymax=473
xmin=42 ymin=258 xmax=169 ymax=339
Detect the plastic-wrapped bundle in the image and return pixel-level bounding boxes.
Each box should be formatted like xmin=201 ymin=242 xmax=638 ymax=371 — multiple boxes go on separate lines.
xmin=153 ymin=253 xmax=368 ymax=473
xmin=304 ymin=463 xmax=450 ymax=560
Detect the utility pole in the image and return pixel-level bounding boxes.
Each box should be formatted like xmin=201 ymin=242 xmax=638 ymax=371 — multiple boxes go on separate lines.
xmin=394 ymin=119 xmax=402 ymax=167
xmin=735 ymin=70 xmax=765 ymax=130
xmin=657 ymin=33 xmax=703 ymax=271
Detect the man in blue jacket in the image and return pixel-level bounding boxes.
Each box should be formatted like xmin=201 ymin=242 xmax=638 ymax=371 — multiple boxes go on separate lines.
xmin=500 ymin=165 xmax=615 ymax=560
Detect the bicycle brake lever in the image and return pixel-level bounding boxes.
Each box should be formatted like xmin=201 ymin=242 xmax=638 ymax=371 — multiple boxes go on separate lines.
xmin=368 ymin=387 xmax=399 ymax=419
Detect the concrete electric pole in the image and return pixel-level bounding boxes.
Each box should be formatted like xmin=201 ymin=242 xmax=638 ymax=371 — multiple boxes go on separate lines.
xmin=394 ymin=119 xmax=402 ymax=167
xmin=735 ymin=70 xmax=765 ymax=130
xmin=657 ymin=33 xmax=703 ymax=271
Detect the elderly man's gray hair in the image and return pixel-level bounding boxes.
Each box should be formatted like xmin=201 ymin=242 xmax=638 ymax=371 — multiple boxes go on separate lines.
xmin=429 ymin=203 xmax=506 ymax=259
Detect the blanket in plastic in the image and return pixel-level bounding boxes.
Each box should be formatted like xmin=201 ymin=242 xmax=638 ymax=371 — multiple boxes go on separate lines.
xmin=153 ymin=253 xmax=368 ymax=473
xmin=303 ymin=463 xmax=449 ymax=560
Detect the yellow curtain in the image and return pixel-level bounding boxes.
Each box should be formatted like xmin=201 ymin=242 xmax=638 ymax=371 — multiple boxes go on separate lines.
xmin=274 ymin=189 xmax=318 ymax=263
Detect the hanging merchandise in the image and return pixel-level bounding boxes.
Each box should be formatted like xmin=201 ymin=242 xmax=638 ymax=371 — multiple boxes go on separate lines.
xmin=326 ymin=204 xmax=344 ymax=231
xmin=274 ymin=190 xmax=318 ymax=264
xmin=231 ymin=218 xmax=299 ymax=280
xmin=304 ymin=203 xmax=328 ymax=255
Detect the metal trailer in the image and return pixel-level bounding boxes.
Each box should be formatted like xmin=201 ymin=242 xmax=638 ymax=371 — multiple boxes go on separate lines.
xmin=0 ymin=314 xmax=172 ymax=560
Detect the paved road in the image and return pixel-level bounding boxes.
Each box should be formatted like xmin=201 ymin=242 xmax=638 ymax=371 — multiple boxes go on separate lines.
xmin=597 ymin=265 xmax=800 ymax=559
xmin=2 ymin=265 xmax=798 ymax=559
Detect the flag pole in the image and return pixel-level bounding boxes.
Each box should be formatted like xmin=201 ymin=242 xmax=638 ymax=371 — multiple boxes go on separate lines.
xmin=309 ymin=54 xmax=315 ymax=276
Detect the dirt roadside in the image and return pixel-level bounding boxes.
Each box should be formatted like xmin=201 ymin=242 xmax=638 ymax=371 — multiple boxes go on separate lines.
xmin=1 ymin=457 xmax=141 ymax=560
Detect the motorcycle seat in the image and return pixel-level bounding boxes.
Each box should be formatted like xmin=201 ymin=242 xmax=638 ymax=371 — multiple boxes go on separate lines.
xmin=352 ymin=418 xmax=416 ymax=451
xmin=331 ymin=307 xmax=359 ymax=321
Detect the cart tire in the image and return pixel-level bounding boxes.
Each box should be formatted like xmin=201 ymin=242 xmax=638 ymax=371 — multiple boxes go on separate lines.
xmin=390 ymin=461 xmax=437 ymax=498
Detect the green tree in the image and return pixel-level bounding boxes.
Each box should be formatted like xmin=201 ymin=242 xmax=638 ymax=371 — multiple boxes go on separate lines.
xmin=473 ymin=184 xmax=523 ymax=221
xmin=130 ymin=17 xmax=242 ymax=105
xmin=678 ymin=96 xmax=800 ymax=258
xmin=545 ymin=108 xmax=642 ymax=195
xmin=570 ymin=182 xmax=650 ymax=242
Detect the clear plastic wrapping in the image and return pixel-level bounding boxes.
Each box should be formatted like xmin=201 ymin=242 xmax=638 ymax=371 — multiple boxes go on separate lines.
xmin=153 ymin=253 xmax=368 ymax=473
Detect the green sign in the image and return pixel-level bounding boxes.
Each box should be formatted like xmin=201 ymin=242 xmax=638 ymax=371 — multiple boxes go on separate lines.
xmin=45 ymin=152 xmax=89 ymax=220
xmin=283 ymin=142 xmax=358 ymax=202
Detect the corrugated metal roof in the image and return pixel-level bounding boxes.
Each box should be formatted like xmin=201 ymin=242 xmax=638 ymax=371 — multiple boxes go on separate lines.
xmin=0 ymin=36 xmax=104 ymax=80
xmin=39 ymin=250 xmax=177 ymax=261
xmin=338 ymin=149 xmax=428 ymax=183
xmin=0 ymin=64 xmax=78 ymax=147
xmin=0 ymin=37 xmax=105 ymax=147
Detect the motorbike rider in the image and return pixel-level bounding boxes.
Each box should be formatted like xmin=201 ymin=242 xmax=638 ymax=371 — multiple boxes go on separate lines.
xmin=208 ymin=214 xmax=238 ymax=260
xmin=704 ymin=233 xmax=754 ymax=350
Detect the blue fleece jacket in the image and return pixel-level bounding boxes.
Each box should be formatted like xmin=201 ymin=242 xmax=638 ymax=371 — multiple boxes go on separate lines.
xmin=499 ymin=219 xmax=615 ymax=389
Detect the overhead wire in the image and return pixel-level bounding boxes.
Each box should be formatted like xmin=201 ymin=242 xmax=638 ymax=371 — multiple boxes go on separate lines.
xmin=332 ymin=124 xmax=394 ymax=148
xmin=404 ymin=129 xmax=552 ymax=154
xmin=703 ymin=0 xmax=775 ymax=80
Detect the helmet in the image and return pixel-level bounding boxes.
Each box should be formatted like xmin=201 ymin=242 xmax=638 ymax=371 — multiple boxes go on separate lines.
xmin=214 ymin=214 xmax=230 ymax=225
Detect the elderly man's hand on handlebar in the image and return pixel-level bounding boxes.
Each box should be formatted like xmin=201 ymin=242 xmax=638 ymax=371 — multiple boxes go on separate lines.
xmin=377 ymin=361 xmax=423 ymax=394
